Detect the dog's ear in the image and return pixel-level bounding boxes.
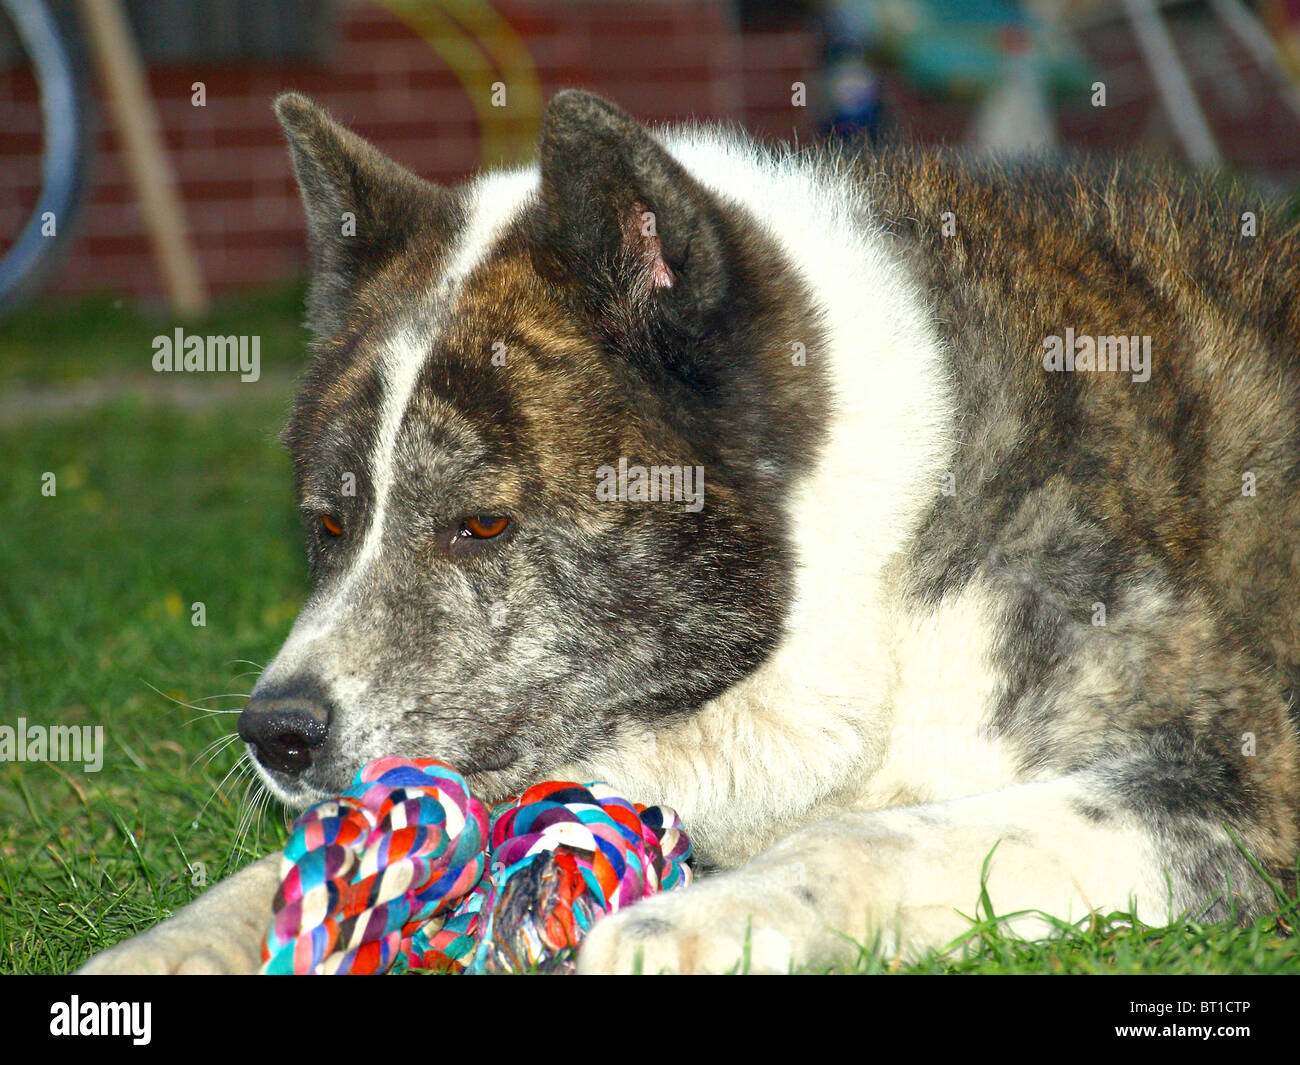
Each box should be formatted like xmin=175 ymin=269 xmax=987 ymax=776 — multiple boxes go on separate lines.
xmin=529 ymin=91 xmax=733 ymax=362
xmin=274 ymin=93 xmax=453 ymax=337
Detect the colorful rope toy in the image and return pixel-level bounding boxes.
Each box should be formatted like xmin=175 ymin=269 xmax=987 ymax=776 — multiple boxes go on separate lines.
xmin=261 ymin=757 xmax=692 ymax=974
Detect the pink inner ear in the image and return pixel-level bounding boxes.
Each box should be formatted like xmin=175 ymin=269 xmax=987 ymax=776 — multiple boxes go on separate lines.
xmin=648 ymin=253 xmax=674 ymax=290
xmin=626 ymin=201 xmax=674 ymax=291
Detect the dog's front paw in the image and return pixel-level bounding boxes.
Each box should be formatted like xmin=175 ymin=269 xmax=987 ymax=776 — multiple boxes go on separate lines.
xmin=79 ymin=923 xmax=264 ymax=975
xmin=79 ymin=853 xmax=282 ymax=974
xmin=578 ymin=873 xmax=825 ymax=974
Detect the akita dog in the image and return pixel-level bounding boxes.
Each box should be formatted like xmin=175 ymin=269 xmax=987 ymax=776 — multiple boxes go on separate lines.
xmin=83 ymin=89 xmax=1300 ymax=974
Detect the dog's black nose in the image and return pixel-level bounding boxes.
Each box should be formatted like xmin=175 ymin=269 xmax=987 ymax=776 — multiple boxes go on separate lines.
xmin=238 ymin=681 xmax=331 ymax=774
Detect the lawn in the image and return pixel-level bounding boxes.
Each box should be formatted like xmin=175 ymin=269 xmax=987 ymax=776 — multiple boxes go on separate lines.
xmin=1 ymin=286 xmax=1297 ymax=974
xmin=0 ymin=289 xmax=304 ymax=974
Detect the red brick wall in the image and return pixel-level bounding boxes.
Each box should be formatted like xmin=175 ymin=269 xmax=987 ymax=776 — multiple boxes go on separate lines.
xmin=4 ymin=3 xmax=1297 ymax=307
xmin=0 ymin=0 xmax=820 ymax=303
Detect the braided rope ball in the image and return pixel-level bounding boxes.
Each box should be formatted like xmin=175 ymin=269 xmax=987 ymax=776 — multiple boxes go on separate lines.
xmin=463 ymin=780 xmax=693 ymax=973
xmin=261 ymin=758 xmax=692 ymax=974
xmin=261 ymin=757 xmax=489 ymax=974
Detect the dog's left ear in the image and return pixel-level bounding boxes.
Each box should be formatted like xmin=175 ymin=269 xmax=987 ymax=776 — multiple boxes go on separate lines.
xmin=530 ymin=91 xmax=732 ymax=351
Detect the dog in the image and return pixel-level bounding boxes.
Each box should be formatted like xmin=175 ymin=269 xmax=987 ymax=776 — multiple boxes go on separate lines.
xmin=82 ymin=89 xmax=1300 ymax=974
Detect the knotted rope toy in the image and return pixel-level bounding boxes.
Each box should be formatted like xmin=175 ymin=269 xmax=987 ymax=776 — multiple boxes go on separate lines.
xmin=260 ymin=757 xmax=692 ymax=974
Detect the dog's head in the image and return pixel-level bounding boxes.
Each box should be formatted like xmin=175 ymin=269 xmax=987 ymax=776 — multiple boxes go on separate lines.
xmin=240 ymin=90 xmax=828 ymax=807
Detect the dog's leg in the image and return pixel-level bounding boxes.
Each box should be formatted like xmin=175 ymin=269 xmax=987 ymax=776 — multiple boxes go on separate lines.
xmin=78 ymin=852 xmax=281 ymax=974
xmin=578 ymin=761 xmax=1284 ymax=974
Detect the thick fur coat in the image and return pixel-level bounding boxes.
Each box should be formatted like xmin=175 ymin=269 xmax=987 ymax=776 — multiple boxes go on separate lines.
xmin=82 ymin=90 xmax=1300 ymax=974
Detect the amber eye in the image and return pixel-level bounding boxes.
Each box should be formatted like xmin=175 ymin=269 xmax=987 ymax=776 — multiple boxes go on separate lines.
xmin=321 ymin=513 xmax=343 ymax=537
xmin=462 ymin=515 xmax=510 ymax=539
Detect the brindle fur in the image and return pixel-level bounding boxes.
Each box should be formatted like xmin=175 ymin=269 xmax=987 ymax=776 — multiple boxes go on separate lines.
xmin=874 ymin=150 xmax=1300 ymax=897
xmin=81 ymin=91 xmax=1300 ymax=975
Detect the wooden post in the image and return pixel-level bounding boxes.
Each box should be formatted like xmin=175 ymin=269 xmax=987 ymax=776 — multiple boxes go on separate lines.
xmin=1121 ymin=0 xmax=1221 ymax=167
xmin=79 ymin=0 xmax=209 ymax=317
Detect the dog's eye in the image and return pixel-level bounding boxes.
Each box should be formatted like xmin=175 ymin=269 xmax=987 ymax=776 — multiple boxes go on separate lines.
xmin=461 ymin=515 xmax=510 ymax=539
xmin=321 ymin=514 xmax=343 ymax=537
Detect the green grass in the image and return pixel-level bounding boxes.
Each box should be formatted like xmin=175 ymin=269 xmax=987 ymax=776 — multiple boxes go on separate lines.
xmin=0 ymin=289 xmax=305 ymax=974
xmin=1 ymin=286 xmax=1298 ymax=974
xmin=834 ymin=864 xmax=1300 ymax=974
xmin=0 ymin=285 xmax=307 ymax=388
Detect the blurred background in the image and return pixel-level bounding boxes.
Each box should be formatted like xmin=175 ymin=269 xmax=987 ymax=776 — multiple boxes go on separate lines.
xmin=3 ymin=0 xmax=1300 ymax=312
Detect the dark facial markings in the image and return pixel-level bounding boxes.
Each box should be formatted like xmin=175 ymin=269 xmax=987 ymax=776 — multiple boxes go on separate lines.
xmin=260 ymin=90 xmax=835 ymax=808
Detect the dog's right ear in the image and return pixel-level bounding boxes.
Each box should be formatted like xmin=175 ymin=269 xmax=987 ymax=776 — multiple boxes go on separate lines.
xmin=274 ymin=93 xmax=454 ymax=337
